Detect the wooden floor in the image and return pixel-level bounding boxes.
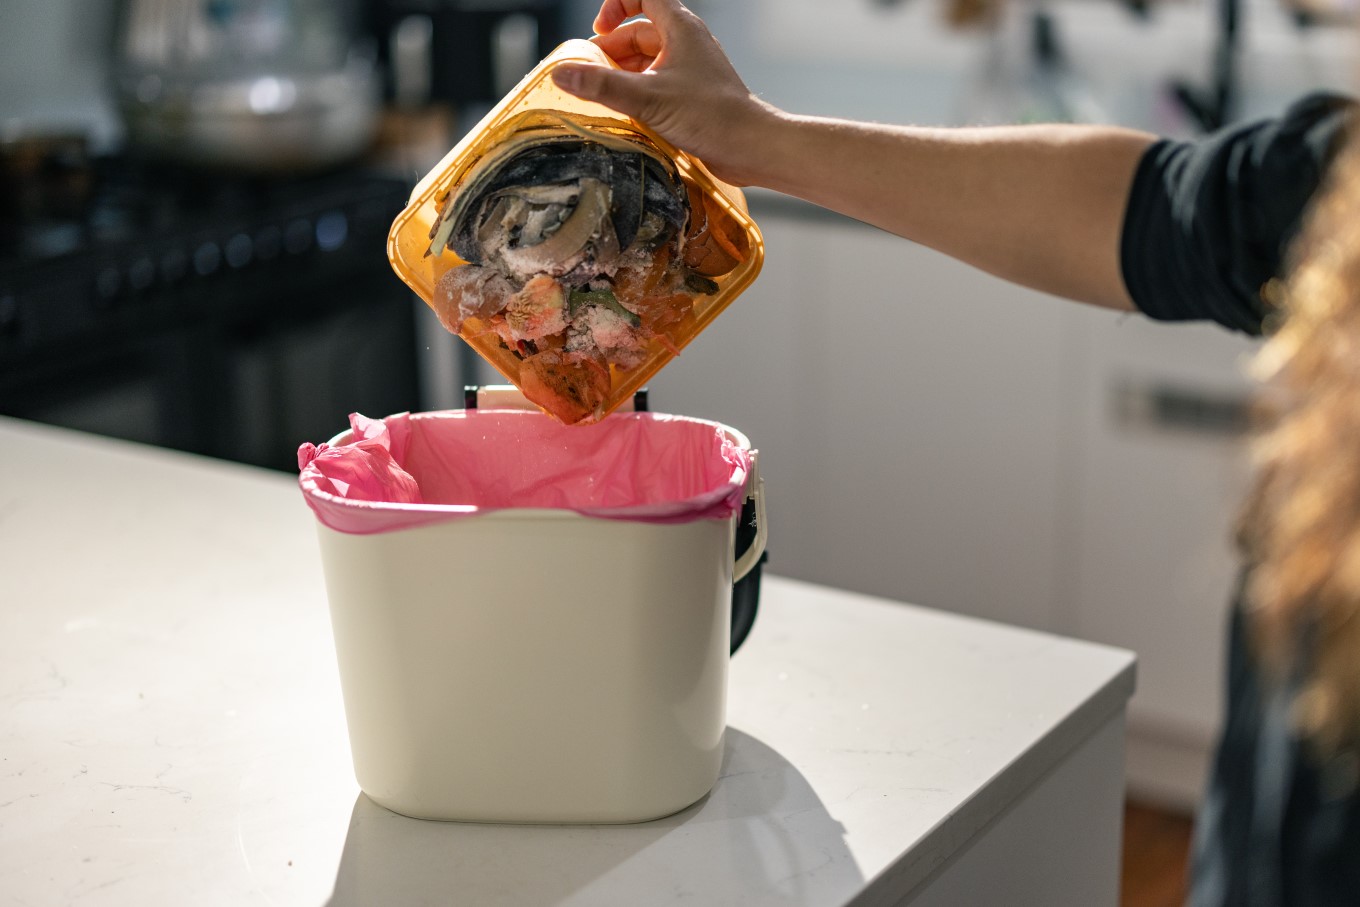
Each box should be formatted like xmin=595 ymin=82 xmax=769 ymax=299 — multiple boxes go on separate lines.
xmin=1121 ymin=800 xmax=1196 ymax=907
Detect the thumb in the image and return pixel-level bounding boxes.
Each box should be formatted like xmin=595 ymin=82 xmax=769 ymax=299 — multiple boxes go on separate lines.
xmin=552 ymin=63 xmax=652 ymax=121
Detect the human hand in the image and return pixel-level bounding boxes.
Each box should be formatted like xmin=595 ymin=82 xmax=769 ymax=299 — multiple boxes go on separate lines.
xmin=550 ymin=0 xmax=777 ymax=185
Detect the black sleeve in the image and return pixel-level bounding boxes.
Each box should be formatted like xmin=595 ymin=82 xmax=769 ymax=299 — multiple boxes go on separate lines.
xmin=1120 ymin=92 xmax=1357 ymax=336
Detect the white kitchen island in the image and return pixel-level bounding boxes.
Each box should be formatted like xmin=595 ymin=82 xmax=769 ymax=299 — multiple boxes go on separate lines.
xmin=0 ymin=416 xmax=1135 ymax=906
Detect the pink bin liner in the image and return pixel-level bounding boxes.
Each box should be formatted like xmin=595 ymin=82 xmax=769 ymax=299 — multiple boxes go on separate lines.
xmin=298 ymin=410 xmax=753 ymax=535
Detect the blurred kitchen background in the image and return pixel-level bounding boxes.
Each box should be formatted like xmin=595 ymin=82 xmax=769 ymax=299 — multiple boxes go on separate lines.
xmin=2 ymin=0 xmax=1356 ymax=894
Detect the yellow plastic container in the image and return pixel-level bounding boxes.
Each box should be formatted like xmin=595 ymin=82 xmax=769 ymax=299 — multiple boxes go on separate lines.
xmin=386 ymin=39 xmax=764 ymax=424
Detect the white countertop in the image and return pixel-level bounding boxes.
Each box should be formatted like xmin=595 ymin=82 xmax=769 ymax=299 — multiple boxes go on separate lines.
xmin=0 ymin=417 xmax=1134 ymax=906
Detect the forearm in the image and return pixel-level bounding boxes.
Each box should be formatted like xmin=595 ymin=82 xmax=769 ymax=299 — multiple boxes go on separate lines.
xmin=732 ymin=108 xmax=1155 ymax=311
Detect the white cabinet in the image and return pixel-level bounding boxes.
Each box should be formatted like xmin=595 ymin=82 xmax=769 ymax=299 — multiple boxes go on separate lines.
xmin=660 ymin=211 xmax=1071 ymax=632
xmin=1062 ymin=306 xmax=1257 ymax=805
xmin=659 ymin=204 xmax=1259 ymax=809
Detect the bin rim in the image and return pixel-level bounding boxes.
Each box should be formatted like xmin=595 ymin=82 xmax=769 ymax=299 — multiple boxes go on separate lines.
xmin=299 ymin=408 xmax=757 ymax=535
xmin=323 ymin=408 xmax=752 ymax=453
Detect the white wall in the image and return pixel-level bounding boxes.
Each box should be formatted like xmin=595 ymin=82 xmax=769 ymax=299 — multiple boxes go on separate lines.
xmin=0 ymin=0 xmax=122 ymax=149
xmin=673 ymin=0 xmax=1355 ymax=132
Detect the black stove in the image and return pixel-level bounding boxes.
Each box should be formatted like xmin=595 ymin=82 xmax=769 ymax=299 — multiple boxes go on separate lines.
xmin=0 ymin=157 xmax=423 ymax=471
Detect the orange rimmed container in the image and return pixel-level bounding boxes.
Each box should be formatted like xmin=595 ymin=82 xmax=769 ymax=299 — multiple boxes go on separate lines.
xmin=386 ymin=38 xmax=765 ymax=423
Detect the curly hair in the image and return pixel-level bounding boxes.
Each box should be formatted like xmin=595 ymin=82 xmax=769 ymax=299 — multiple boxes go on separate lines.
xmin=1241 ymin=136 xmax=1360 ymax=757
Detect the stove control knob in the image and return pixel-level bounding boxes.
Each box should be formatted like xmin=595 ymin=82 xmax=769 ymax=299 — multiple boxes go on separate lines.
xmin=225 ymin=233 xmax=252 ymax=269
xmin=316 ymin=211 xmax=348 ymax=252
xmin=193 ymin=242 xmax=222 ymax=277
xmin=254 ymin=225 xmax=283 ymax=262
xmin=160 ymin=248 xmax=188 ymax=284
xmin=285 ymin=218 xmax=312 ymax=255
xmin=128 ymin=257 xmax=156 ymax=293
xmin=94 ymin=266 xmax=122 ymax=308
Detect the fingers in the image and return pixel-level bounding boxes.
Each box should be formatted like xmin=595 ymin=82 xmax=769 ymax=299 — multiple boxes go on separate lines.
xmin=592 ymin=19 xmax=662 ymax=67
xmin=594 ymin=0 xmax=690 ymax=35
xmin=551 ymin=63 xmax=652 ymax=122
xmin=593 ymin=0 xmax=637 ymax=34
xmin=589 ymin=46 xmax=653 ymax=73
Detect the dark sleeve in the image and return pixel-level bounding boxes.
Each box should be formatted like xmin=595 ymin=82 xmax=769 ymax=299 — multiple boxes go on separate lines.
xmin=1121 ymin=92 xmax=1357 ymax=336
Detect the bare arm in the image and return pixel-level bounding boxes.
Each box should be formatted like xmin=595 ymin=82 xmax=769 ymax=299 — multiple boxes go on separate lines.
xmin=552 ymin=0 xmax=1155 ymax=311
xmin=749 ymin=115 xmax=1152 ymax=310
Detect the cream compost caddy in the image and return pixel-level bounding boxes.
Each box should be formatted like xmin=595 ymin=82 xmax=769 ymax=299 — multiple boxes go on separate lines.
xmin=312 ymin=387 xmax=767 ymax=824
xmin=311 ymin=34 xmax=768 ymax=824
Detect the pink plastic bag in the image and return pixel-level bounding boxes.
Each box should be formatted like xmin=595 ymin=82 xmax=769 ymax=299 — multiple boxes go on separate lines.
xmin=298 ymin=410 xmax=752 ymax=535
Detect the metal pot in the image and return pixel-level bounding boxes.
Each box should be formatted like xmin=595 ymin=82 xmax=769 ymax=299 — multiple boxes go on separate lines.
xmin=113 ymin=0 xmax=380 ymax=172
